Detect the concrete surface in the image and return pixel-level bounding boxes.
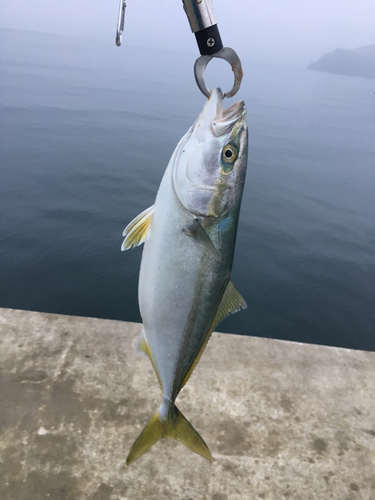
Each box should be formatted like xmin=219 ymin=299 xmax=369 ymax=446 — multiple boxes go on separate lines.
xmin=0 ymin=307 xmax=374 ymax=500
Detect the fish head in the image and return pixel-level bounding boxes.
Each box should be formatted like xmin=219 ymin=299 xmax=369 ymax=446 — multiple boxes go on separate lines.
xmin=172 ymin=88 xmax=248 ymax=218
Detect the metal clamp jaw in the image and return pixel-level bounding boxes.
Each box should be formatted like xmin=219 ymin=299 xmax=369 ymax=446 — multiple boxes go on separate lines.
xmin=193 ymin=47 xmax=243 ymax=98
xmin=115 ymin=0 xmax=243 ymax=98
xmin=182 ymin=0 xmax=243 ymax=98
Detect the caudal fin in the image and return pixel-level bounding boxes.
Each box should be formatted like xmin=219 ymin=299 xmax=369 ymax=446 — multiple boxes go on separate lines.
xmin=126 ymin=404 xmax=212 ymax=466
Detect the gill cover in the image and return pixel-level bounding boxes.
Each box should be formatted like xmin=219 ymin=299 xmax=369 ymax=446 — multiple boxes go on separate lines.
xmin=172 ymin=88 xmax=247 ymax=218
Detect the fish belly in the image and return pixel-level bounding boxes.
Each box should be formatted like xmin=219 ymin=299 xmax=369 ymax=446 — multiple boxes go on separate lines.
xmin=138 ymin=166 xmax=228 ymax=400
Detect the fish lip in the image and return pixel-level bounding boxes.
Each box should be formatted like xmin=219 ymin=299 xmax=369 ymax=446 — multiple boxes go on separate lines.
xmin=196 ymin=88 xmax=246 ymax=137
xmin=221 ymin=99 xmax=245 ymax=120
xmin=210 ymin=88 xmax=245 ymax=120
xmin=212 ymin=99 xmax=246 ymax=137
xmin=187 ymin=185 xmax=216 ymax=193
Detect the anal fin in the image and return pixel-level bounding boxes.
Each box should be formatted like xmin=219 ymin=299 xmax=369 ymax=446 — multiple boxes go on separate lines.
xmin=135 ymin=329 xmax=149 ymax=358
xmin=134 ymin=328 xmax=163 ymax=391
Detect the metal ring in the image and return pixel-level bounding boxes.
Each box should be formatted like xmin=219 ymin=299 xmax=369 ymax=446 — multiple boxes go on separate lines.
xmin=194 ymin=47 xmax=243 ymax=98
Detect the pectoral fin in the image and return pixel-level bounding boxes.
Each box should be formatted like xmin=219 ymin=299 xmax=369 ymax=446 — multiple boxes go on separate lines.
xmin=121 ymin=205 xmax=154 ymax=251
xmin=182 ymin=218 xmax=221 ymax=261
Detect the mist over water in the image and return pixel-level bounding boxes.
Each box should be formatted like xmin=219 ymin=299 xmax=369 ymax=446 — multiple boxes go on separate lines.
xmin=1 ymin=29 xmax=374 ymax=351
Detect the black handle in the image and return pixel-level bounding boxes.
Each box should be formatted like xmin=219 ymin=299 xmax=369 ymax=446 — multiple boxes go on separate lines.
xmin=194 ymin=24 xmax=223 ymax=56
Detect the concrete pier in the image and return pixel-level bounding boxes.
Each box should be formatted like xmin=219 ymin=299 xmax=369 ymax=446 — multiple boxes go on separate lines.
xmin=0 ymin=307 xmax=374 ymax=500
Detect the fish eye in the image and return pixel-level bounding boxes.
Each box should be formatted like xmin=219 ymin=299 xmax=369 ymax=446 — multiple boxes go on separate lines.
xmin=221 ymin=144 xmax=238 ymax=171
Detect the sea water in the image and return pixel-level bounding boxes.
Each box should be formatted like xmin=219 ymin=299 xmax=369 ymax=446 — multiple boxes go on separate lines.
xmin=1 ymin=28 xmax=374 ymax=350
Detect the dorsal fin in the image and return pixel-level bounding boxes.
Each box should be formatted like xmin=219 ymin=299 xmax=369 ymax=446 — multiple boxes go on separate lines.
xmin=212 ymin=279 xmax=247 ymax=327
xmin=121 ymin=205 xmax=154 ymax=251
xmin=178 ymin=280 xmax=247 ymax=393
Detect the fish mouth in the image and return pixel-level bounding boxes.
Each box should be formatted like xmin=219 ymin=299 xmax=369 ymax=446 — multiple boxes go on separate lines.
xmin=196 ymin=88 xmax=246 ymax=137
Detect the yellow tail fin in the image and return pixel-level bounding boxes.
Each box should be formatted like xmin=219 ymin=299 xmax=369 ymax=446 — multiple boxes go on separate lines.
xmin=126 ymin=403 xmax=212 ymax=466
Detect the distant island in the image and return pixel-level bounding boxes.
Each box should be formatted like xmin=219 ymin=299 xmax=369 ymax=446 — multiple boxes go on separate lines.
xmin=307 ymin=44 xmax=375 ymax=79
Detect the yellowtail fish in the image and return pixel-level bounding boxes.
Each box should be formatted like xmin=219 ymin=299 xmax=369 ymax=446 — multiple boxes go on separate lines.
xmin=122 ymin=88 xmax=248 ymax=465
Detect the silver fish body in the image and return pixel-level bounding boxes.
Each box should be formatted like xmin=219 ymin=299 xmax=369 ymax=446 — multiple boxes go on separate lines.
xmin=122 ymin=89 xmax=248 ymax=465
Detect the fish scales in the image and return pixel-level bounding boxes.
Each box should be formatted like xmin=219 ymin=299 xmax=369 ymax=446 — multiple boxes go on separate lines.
xmin=122 ymin=88 xmax=248 ymax=465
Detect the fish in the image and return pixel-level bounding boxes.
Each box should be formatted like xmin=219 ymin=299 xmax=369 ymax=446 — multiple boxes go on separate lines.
xmin=121 ymin=88 xmax=248 ymax=465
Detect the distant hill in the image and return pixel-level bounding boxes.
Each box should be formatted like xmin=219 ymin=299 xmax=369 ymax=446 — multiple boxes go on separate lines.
xmin=307 ymin=45 xmax=375 ymax=79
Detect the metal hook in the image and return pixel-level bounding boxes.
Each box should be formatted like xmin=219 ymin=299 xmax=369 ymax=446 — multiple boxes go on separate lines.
xmin=116 ymin=0 xmax=126 ymax=47
xmin=114 ymin=0 xmax=243 ymax=98
xmin=194 ymin=47 xmax=243 ymax=99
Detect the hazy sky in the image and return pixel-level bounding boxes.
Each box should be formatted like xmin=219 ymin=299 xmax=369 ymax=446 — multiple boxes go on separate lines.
xmin=1 ymin=0 xmax=374 ymax=65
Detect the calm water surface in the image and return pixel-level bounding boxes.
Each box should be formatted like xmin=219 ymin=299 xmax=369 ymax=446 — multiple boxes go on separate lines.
xmin=1 ymin=29 xmax=374 ymax=351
